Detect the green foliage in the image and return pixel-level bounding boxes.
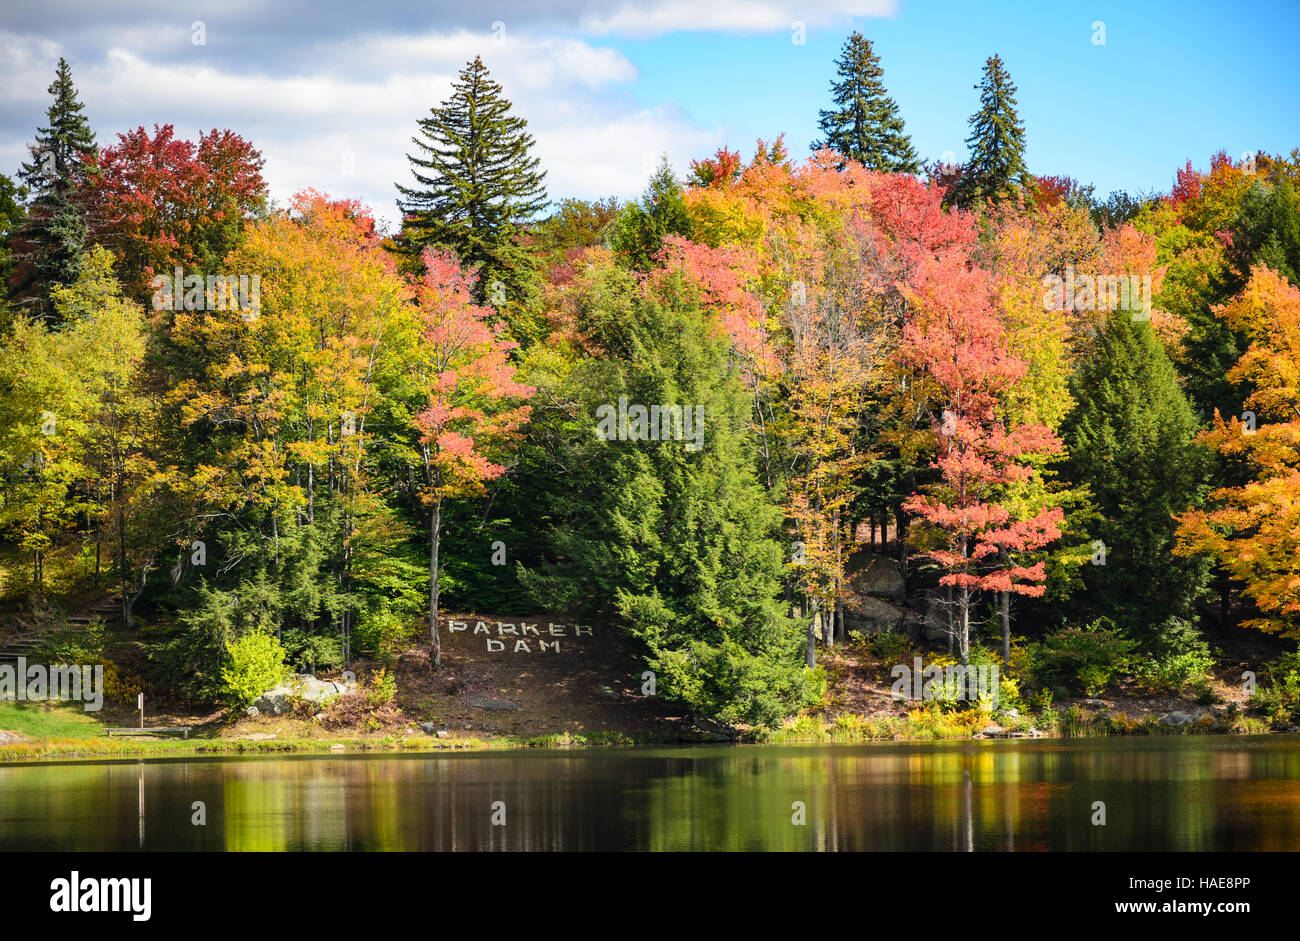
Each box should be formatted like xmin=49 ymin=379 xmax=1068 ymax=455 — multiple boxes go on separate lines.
xmin=1248 ymin=651 xmax=1300 ymax=728
xmin=607 ymin=157 xmax=693 ymax=270
xmin=395 ymin=55 xmax=548 ymax=344
xmin=951 ymin=54 xmax=1030 ymax=208
xmin=1130 ymin=618 xmax=1215 ymax=693
xmin=11 ymin=57 xmax=97 ymax=319
xmin=1062 ymin=310 xmax=1211 ymax=634
xmin=812 ymin=31 xmax=919 ymax=172
xmin=518 ymin=262 xmax=817 ymax=726
xmin=219 ymin=630 xmax=289 ymax=709
xmin=1029 ymin=619 xmax=1136 ymax=696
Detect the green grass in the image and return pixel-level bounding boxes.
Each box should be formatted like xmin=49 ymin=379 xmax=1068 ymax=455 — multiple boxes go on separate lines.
xmin=0 ymin=700 xmax=105 ymax=739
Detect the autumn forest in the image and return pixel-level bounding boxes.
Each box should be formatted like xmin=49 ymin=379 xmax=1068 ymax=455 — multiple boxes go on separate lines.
xmin=3 ymin=33 xmax=1300 ymax=733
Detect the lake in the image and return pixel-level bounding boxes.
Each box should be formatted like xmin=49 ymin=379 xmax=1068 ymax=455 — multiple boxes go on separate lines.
xmin=3 ymin=735 xmax=1299 ymax=851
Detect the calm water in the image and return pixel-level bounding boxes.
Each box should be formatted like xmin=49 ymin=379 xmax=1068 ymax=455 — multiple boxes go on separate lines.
xmin=2 ymin=736 xmax=1299 ymax=851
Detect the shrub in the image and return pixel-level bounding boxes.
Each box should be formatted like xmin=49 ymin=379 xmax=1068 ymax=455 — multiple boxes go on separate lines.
xmin=366 ymin=667 xmax=398 ymax=706
xmin=1131 ymin=618 xmax=1215 ymax=693
xmin=867 ymin=630 xmax=913 ymax=664
xmin=219 ymin=631 xmax=289 ymax=709
xmin=1028 ymin=619 xmax=1135 ymax=696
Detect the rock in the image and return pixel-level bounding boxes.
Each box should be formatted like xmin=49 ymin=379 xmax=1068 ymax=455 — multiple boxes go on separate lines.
xmin=1005 ymin=708 xmax=1020 ymax=718
xmin=597 ymin=685 xmax=621 ymax=700
xmin=469 ymin=697 xmax=520 ymax=712
xmin=244 ymin=705 xmax=260 ymax=718
xmin=329 ymin=743 xmax=345 ymax=751
xmin=0 ymin=729 xmax=27 ymax=745
xmin=313 ymin=713 xmax=325 ymax=721
xmin=246 ymin=732 xmax=276 ymax=741
xmin=843 ymin=596 xmax=905 ymax=636
xmin=1160 ymin=710 xmax=1194 ymax=727
xmin=979 ymin=724 xmax=1005 ymax=737
xmin=1083 ymin=698 xmax=1108 ymax=708
xmin=692 ymin=714 xmax=738 ymax=741
xmin=846 ymin=553 xmax=906 ymax=603
xmin=435 ymin=730 xmax=451 ymax=739
xmin=252 ymin=673 xmax=356 ymax=716
xmin=419 ymin=722 xmax=438 ymax=735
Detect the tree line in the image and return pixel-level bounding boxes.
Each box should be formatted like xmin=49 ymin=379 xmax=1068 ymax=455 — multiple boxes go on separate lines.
xmin=2 ymin=36 xmax=1299 ymax=725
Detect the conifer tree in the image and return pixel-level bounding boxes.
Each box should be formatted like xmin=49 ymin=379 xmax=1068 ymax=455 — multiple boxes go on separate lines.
xmin=812 ymin=32 xmax=919 ymax=173
xmin=607 ymin=156 xmax=693 ymax=269
xmin=1062 ymin=310 xmax=1211 ymax=639
xmin=952 ymin=54 xmax=1029 ymax=208
xmin=12 ymin=58 xmax=97 ymax=319
xmin=395 ymin=56 xmax=548 ymax=343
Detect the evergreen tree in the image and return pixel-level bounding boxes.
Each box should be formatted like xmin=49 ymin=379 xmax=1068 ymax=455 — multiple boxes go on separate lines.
xmin=952 ymin=54 xmax=1029 ymax=208
xmin=519 ymin=261 xmax=817 ymax=726
xmin=11 ymin=58 xmax=97 ymax=319
xmin=395 ymin=56 xmax=548 ymax=344
xmin=1061 ymin=310 xmax=1211 ymax=641
xmin=607 ymin=156 xmax=693 ymax=270
xmin=812 ymin=31 xmax=919 ymax=173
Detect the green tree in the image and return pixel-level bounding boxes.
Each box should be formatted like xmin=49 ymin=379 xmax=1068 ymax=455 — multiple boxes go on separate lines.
xmin=519 ymin=260 xmax=817 ymax=726
xmin=952 ymin=54 xmax=1029 ymax=209
xmin=1061 ymin=310 xmax=1211 ymax=640
xmin=812 ymin=31 xmax=919 ymax=173
xmin=395 ymin=56 xmax=548 ymax=344
xmin=608 ymin=157 xmax=693 ymax=270
xmin=12 ymin=58 xmax=98 ymax=319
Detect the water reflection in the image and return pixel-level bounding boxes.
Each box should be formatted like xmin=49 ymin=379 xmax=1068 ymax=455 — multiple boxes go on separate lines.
xmin=1 ymin=736 xmax=1298 ymax=851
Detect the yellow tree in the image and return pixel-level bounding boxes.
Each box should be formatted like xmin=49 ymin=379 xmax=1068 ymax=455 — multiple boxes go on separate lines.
xmin=1176 ymin=267 xmax=1300 ymax=638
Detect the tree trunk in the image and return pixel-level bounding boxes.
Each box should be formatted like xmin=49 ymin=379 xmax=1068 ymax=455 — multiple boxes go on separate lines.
xmin=429 ymin=496 xmax=442 ymax=669
xmin=958 ymin=586 xmax=971 ymax=666
xmin=1001 ymin=589 xmax=1010 ymax=665
xmin=805 ymin=602 xmax=818 ymax=668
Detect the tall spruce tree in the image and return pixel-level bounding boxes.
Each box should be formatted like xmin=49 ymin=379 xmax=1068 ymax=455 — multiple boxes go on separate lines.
xmin=607 ymin=156 xmax=693 ymax=270
xmin=396 ymin=56 xmax=548 ymax=344
xmin=1061 ymin=310 xmax=1211 ymax=642
xmin=952 ymin=54 xmax=1029 ymax=208
xmin=12 ymin=57 xmax=97 ymax=320
xmin=812 ymin=32 xmax=919 ymax=173
xmin=518 ymin=261 xmax=817 ymax=726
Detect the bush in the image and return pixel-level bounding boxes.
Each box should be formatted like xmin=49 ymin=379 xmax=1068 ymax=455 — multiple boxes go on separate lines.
xmin=1248 ymin=652 xmax=1300 ymax=728
xmin=1131 ymin=618 xmax=1215 ymax=693
xmin=1028 ymin=619 xmax=1135 ymax=696
xmin=219 ymin=632 xmax=289 ymax=709
xmin=867 ymin=630 xmax=913 ymax=664
xmin=366 ymin=667 xmax=398 ymax=706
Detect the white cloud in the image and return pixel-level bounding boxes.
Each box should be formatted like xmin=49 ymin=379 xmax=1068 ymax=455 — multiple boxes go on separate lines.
xmin=0 ymin=27 xmax=724 ymax=229
xmin=581 ymin=0 xmax=897 ymax=36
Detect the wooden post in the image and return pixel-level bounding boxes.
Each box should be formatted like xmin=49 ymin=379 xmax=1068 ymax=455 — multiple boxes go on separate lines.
xmin=138 ymin=692 xmax=144 ymax=729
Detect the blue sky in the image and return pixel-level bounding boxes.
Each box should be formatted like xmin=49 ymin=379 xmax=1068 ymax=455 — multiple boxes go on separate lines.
xmin=1 ymin=0 xmax=1296 ymax=228
xmin=606 ymin=0 xmax=1300 ymax=198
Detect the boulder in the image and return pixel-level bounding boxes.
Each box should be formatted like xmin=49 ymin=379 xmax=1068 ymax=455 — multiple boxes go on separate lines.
xmin=243 ymin=705 xmax=260 ymax=718
xmin=252 ymin=674 xmax=355 ymax=716
xmin=419 ymin=722 xmax=438 ymax=735
xmin=1159 ymin=710 xmax=1194 ymax=727
xmin=846 ymin=553 xmax=906 ymax=603
xmin=843 ymin=596 xmax=905 ymax=635
xmin=0 ymin=729 xmax=26 ymax=745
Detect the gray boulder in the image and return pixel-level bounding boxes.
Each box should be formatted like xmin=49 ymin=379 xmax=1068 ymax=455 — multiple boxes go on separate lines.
xmin=1159 ymin=710 xmax=1194 ymax=727
xmin=252 ymin=674 xmax=355 ymax=716
xmin=843 ymin=596 xmax=905 ymax=635
xmin=846 ymin=553 xmax=906 ymax=603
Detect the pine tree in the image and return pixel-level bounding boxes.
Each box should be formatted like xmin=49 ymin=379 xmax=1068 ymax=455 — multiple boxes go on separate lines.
xmin=952 ymin=54 xmax=1029 ymax=208
xmin=607 ymin=156 xmax=693 ymax=269
xmin=811 ymin=32 xmax=919 ymax=173
xmin=1062 ymin=310 xmax=1211 ymax=641
xmin=11 ymin=57 xmax=97 ymax=319
xmin=518 ymin=260 xmax=816 ymax=726
xmin=395 ymin=56 xmax=548 ymax=344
